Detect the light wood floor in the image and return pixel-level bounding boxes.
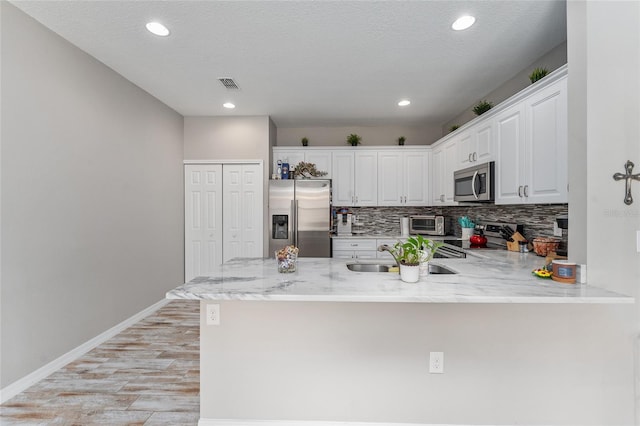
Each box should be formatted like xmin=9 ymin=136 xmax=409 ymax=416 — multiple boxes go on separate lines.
xmin=1 ymin=300 xmax=200 ymax=425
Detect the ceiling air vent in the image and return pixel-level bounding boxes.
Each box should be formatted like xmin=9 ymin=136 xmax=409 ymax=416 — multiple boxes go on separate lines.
xmin=218 ymin=78 xmax=240 ymax=90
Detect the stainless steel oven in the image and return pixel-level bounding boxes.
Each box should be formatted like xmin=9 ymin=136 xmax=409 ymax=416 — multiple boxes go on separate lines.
xmin=454 ymin=161 xmax=495 ymax=202
xmin=408 ymin=215 xmax=451 ymax=236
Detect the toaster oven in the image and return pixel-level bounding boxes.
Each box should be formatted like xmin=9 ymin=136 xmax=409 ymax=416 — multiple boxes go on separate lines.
xmin=408 ymin=215 xmax=451 ymax=236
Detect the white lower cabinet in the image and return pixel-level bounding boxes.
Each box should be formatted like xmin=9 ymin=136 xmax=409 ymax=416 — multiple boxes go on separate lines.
xmin=184 ymin=163 xmax=263 ymax=282
xmin=332 ymin=239 xmax=377 ymax=259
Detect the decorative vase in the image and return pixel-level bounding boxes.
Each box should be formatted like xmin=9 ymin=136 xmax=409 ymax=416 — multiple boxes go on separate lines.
xmin=419 ymin=261 xmax=429 ymax=279
xmin=461 ymin=227 xmax=474 ymax=241
xmin=400 ymin=263 xmax=420 ymax=283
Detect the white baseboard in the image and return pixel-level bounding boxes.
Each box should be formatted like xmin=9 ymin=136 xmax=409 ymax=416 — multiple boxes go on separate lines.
xmin=0 ymin=298 xmax=170 ymax=404
xmin=199 ymin=420 xmax=460 ymax=426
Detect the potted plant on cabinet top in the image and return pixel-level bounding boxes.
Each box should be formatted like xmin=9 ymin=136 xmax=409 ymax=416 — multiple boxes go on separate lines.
xmin=398 ymin=136 xmax=406 ymax=146
xmin=529 ymin=67 xmax=549 ymax=84
xmin=301 ymin=137 xmax=309 ymax=147
xmin=473 ymin=100 xmax=493 ymax=116
xmin=346 ymin=133 xmax=362 ymax=146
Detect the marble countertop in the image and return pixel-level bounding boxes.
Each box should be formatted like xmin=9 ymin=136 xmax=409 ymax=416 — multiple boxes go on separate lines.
xmin=166 ymin=251 xmax=633 ymax=304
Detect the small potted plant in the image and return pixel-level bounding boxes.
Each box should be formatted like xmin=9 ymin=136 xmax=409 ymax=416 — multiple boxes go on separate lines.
xmin=301 ymin=137 xmax=309 ymax=147
xmin=398 ymin=136 xmax=406 ymax=146
xmin=529 ymin=67 xmax=549 ymax=84
xmin=473 ymin=100 xmax=493 ymax=116
xmin=384 ymin=236 xmax=443 ymax=283
xmin=346 ymin=133 xmax=362 ymax=146
xmin=449 ymin=124 xmax=460 ymax=133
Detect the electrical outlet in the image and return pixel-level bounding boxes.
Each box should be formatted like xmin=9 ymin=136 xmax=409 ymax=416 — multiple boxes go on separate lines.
xmin=429 ymin=352 xmax=444 ymax=374
xmin=206 ymin=304 xmax=220 ymax=325
xmin=553 ymin=222 xmax=563 ymax=237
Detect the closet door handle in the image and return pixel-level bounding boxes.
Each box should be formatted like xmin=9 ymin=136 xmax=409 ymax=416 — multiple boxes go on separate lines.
xmin=523 ymin=185 xmax=529 ymax=197
xmin=518 ymin=186 xmax=523 ymax=197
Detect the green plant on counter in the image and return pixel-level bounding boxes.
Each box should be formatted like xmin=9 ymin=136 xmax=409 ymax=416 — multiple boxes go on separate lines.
xmin=398 ymin=136 xmax=406 ymax=146
xmin=529 ymin=67 xmax=549 ymax=84
xmin=301 ymin=137 xmax=309 ymax=146
xmin=346 ymin=133 xmax=362 ymax=146
xmin=449 ymin=124 xmax=460 ymax=133
xmin=473 ymin=100 xmax=493 ymax=116
xmin=390 ymin=235 xmax=444 ymax=266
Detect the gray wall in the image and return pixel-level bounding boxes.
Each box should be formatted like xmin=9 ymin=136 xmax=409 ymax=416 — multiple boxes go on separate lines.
xmin=201 ymin=301 xmax=635 ymax=424
xmin=276 ymin=125 xmax=443 ymax=147
xmin=442 ymin=41 xmax=568 ymax=135
xmin=1 ymin=3 xmax=184 ymax=388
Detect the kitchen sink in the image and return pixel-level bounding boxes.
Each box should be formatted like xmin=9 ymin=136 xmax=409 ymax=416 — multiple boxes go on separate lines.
xmin=346 ymin=263 xmax=457 ymax=274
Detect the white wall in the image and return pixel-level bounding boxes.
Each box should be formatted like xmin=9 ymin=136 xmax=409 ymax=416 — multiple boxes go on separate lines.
xmin=276 ymin=125 xmax=442 ymax=147
xmin=442 ymin=42 xmax=568 ymax=135
xmin=0 ymin=3 xmax=184 ymax=388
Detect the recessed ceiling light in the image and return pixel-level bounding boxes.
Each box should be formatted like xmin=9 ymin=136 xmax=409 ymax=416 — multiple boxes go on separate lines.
xmin=146 ymin=22 xmax=170 ymax=37
xmin=452 ymin=15 xmax=476 ymax=31
xmin=398 ymin=100 xmax=411 ymax=107
xmin=223 ymin=102 xmax=236 ymax=109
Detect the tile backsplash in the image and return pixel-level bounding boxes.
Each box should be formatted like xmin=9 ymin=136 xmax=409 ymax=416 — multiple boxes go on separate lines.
xmin=336 ymin=204 xmax=568 ymax=246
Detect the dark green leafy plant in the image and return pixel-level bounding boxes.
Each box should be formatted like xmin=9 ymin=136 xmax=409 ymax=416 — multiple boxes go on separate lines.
xmin=529 ymin=67 xmax=549 ymax=84
xmin=346 ymin=134 xmax=362 ymax=146
xmin=301 ymin=137 xmax=309 ymax=146
xmin=449 ymin=124 xmax=460 ymax=133
xmin=390 ymin=235 xmax=444 ymax=266
xmin=398 ymin=136 xmax=406 ymax=146
xmin=473 ymin=100 xmax=493 ymax=116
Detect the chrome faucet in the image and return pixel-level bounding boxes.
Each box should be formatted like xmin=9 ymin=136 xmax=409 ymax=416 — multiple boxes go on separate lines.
xmin=377 ymin=244 xmax=400 ymax=266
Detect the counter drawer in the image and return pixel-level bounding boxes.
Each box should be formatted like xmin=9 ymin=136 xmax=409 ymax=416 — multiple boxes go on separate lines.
xmin=332 ymin=239 xmax=378 ymax=251
xmin=333 ymin=249 xmax=377 ymax=259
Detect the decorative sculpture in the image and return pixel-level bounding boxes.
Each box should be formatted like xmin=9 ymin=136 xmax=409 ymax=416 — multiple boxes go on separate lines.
xmin=294 ymin=161 xmax=328 ymax=178
xmin=613 ymin=160 xmax=640 ymax=205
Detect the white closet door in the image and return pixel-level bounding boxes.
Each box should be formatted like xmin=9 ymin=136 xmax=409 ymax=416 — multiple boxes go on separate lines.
xmin=184 ymin=164 xmax=223 ymax=282
xmin=223 ymin=164 xmax=263 ymax=262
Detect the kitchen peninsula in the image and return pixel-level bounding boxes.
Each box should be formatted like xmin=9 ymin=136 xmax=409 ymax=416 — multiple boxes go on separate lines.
xmin=167 ymin=252 xmax=634 ymax=425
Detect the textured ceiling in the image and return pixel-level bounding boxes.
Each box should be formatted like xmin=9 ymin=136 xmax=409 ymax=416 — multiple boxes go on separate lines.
xmin=10 ymin=0 xmax=567 ymax=128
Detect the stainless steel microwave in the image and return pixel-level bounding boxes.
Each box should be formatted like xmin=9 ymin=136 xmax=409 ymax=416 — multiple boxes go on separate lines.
xmin=454 ymin=161 xmax=495 ymax=202
xmin=409 ymin=215 xmax=451 ymax=236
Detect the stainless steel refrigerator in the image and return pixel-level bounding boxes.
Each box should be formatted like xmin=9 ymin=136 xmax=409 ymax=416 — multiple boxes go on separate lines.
xmin=269 ymin=179 xmax=331 ymax=257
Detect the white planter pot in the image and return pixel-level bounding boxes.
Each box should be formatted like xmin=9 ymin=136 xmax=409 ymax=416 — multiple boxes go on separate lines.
xmin=400 ymin=263 xmax=420 ymax=283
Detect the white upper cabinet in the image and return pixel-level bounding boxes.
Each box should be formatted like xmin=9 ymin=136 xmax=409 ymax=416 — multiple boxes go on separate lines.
xmin=523 ymin=78 xmax=568 ymax=204
xmin=332 ymin=151 xmax=356 ymax=205
xmin=457 ymin=121 xmax=494 ymax=169
xmin=431 ymin=140 xmax=458 ymax=206
xmin=331 ymin=150 xmax=378 ymax=206
xmin=304 ymin=150 xmax=332 ymax=178
xmin=495 ymin=103 xmax=526 ymax=203
xmin=495 ymin=76 xmax=567 ymax=204
xmin=377 ymin=149 xmax=429 ymax=206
